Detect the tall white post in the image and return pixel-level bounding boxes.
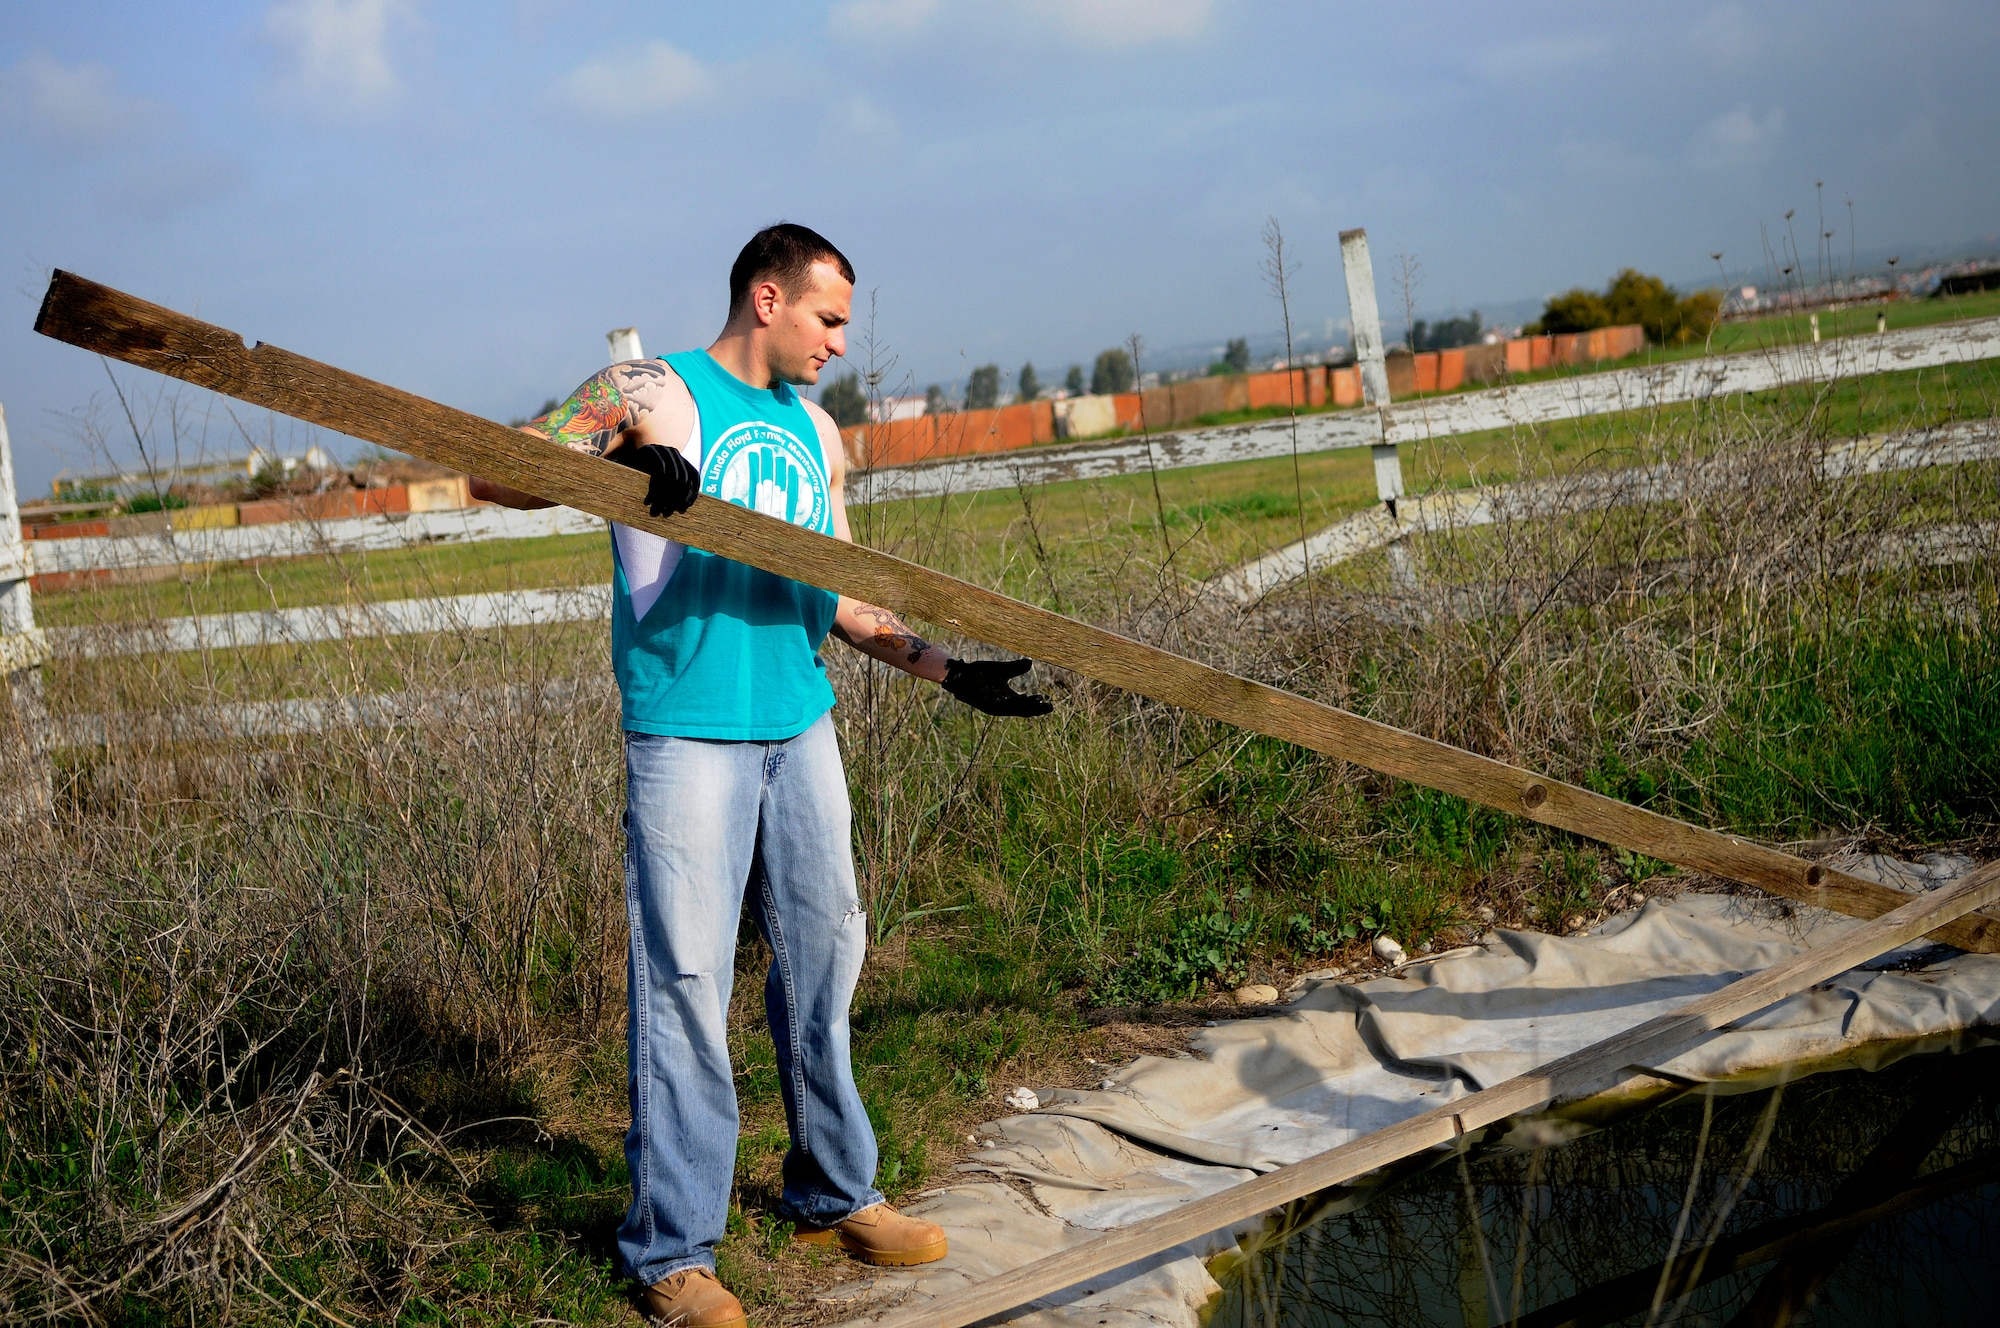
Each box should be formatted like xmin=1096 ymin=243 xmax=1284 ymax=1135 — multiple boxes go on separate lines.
xmin=606 ymin=327 xmax=645 ymax=363
xmin=0 ymin=403 xmax=52 ymax=821
xmin=1340 ymin=228 xmax=1404 ymax=514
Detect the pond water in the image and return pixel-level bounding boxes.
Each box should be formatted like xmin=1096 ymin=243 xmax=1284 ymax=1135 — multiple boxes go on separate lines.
xmin=1208 ymin=1044 xmax=2000 ymax=1328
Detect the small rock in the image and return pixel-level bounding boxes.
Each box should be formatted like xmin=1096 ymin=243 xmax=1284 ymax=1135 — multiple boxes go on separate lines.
xmin=1097 ymin=1078 xmax=1116 ymax=1091
xmin=966 ymin=1134 xmax=979 ymax=1144
xmin=1564 ymin=914 xmax=1587 ymax=932
xmin=1289 ymin=966 xmax=1345 ymax=987
xmin=1630 ymin=892 xmax=1646 ymax=906
xmin=1417 ymin=940 xmax=1433 ymax=954
xmin=1475 ymin=905 xmax=1497 ymax=923
xmin=1234 ymin=983 xmax=1281 ymax=1007
xmin=1373 ymin=936 xmax=1407 ymax=965
xmin=1004 ymin=1087 xmax=1040 ymax=1112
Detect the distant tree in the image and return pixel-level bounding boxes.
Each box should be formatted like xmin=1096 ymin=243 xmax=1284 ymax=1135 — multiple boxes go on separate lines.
xmin=1603 ymin=270 xmax=1679 ymax=341
xmin=1017 ymin=362 xmax=1040 ymax=401
xmin=818 ymin=373 xmax=869 ymax=427
xmin=1223 ymin=337 xmax=1251 ymax=374
xmin=1091 ymin=347 xmax=1134 ymax=395
xmin=1064 ymin=364 xmax=1085 ymax=395
xmin=1410 ymin=312 xmax=1482 ymax=352
xmin=1538 ymin=271 xmax=1723 ymax=345
xmin=966 ymin=363 xmax=1002 ymax=410
xmin=924 ymin=383 xmax=948 ymax=415
xmin=1537 ymin=288 xmax=1613 ymax=335
xmin=1665 ymin=288 xmax=1722 ymax=344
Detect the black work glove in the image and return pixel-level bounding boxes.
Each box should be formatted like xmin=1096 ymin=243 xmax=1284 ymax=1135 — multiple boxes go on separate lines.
xmin=610 ymin=442 xmax=701 ymax=518
xmin=942 ymin=657 xmax=1052 ymax=718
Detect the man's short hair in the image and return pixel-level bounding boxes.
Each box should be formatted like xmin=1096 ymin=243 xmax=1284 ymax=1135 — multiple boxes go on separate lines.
xmin=729 ymin=223 xmax=855 ymax=315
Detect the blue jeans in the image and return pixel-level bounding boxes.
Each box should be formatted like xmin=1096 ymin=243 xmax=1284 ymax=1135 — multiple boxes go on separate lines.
xmin=616 ymin=713 xmax=882 ymax=1285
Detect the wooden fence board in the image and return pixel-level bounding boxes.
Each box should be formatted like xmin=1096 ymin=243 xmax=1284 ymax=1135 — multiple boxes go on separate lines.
xmin=32 ymin=270 xmax=2000 ymax=954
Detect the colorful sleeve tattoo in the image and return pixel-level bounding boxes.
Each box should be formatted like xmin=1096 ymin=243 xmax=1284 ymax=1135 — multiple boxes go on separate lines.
xmin=526 ymin=361 xmax=671 ymax=456
xmin=536 ymin=376 xmax=630 ymax=455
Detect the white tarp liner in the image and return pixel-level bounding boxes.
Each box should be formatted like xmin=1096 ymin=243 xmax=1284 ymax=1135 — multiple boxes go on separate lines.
xmin=825 ymin=855 xmax=2000 ymax=1325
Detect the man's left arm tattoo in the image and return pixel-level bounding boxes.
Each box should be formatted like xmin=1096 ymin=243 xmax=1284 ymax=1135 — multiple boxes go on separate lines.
xmin=842 ymin=604 xmax=934 ymax=664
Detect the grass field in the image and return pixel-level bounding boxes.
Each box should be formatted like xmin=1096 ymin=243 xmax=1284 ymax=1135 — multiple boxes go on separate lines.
xmin=4 ymin=314 xmax=1998 ymax=1325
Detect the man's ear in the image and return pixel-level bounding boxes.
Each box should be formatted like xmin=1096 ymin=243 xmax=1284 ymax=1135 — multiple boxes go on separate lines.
xmin=752 ymin=279 xmax=783 ymax=327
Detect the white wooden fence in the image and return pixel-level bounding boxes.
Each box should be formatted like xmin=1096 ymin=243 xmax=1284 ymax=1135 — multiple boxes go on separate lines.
xmin=47 ymin=584 xmax=612 ymax=660
xmin=1214 ymin=417 xmax=2000 ymax=601
xmin=849 ymin=313 xmax=2000 ymax=504
xmin=25 ymin=501 xmax=606 ymax=577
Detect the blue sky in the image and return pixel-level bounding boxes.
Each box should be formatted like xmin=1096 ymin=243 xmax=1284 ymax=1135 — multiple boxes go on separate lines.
xmin=3 ymin=0 xmax=1996 ymax=494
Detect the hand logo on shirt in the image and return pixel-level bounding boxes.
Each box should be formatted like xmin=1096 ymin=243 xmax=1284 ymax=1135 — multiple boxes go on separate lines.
xmin=708 ymin=421 xmax=829 ymax=532
xmin=746 ymin=445 xmax=801 ymax=523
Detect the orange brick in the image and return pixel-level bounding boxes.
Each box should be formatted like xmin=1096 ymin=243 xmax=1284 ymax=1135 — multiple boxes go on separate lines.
xmin=1330 ymin=366 xmax=1362 ymax=406
xmin=1413 ymin=353 xmax=1440 ymax=394
xmin=1436 ymin=349 xmax=1465 ymax=392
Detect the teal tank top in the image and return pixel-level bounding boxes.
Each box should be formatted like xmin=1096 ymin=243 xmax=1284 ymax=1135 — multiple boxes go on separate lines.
xmin=611 ymin=349 xmax=840 ymax=740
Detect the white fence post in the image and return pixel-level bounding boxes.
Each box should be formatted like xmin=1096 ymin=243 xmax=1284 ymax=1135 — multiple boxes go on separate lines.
xmin=606 ymin=327 xmax=645 ymax=363
xmin=0 ymin=403 xmax=52 ymax=821
xmin=1340 ymin=228 xmax=1404 ymax=515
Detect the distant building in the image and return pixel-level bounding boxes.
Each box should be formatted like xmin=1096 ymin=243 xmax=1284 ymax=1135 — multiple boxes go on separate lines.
xmin=871 ymin=395 xmax=928 ymax=423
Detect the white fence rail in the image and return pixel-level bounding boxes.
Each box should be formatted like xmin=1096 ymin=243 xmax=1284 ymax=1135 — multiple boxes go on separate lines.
xmin=852 ymin=314 xmax=2000 ymax=504
xmin=49 ymin=677 xmax=613 ymax=748
xmin=1214 ymin=418 xmax=2000 ymax=601
xmin=27 ymin=501 xmax=606 ymax=577
xmin=48 ymin=584 xmax=612 ymax=660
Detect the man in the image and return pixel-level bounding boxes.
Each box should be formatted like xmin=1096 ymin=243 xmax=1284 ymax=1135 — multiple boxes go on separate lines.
xmin=472 ymin=223 xmax=1050 ymax=1327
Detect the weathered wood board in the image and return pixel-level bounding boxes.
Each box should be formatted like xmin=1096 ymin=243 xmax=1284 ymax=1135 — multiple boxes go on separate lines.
xmin=32 ymin=271 xmax=2000 ymax=955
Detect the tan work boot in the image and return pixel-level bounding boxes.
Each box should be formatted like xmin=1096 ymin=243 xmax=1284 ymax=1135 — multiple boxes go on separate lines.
xmin=793 ymin=1202 xmax=948 ymax=1266
xmin=634 ymin=1266 xmax=747 ymax=1328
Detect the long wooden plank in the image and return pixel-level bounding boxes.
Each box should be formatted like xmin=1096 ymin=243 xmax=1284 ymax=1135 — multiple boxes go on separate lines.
xmin=31 ymin=271 xmax=2000 ymax=954
xmin=866 ymin=860 xmax=2000 ymax=1328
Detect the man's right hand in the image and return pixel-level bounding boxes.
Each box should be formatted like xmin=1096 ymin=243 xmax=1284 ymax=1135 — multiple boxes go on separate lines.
xmin=942 ymin=657 xmax=1053 ymax=718
xmin=611 ymin=443 xmax=702 ymax=518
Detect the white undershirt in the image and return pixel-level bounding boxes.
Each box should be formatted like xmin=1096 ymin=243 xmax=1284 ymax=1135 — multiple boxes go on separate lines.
xmin=611 ymin=409 xmax=702 ymax=623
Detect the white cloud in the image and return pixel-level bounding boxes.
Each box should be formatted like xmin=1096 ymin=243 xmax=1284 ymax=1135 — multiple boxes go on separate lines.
xmin=103 ymin=151 xmax=245 ymax=219
xmin=831 ymin=0 xmax=1213 ymax=47
xmin=263 ymin=0 xmax=413 ymax=113
xmin=1688 ymin=3 xmax=1760 ymax=68
xmin=1011 ymin=0 xmax=1213 ymax=45
xmin=1471 ymin=34 xmax=1612 ymax=82
xmin=0 ymin=54 xmax=161 ymax=149
xmin=559 ymin=40 xmax=716 ymax=116
xmin=830 ymin=0 xmax=941 ymax=40
xmin=1688 ymin=103 xmax=1785 ymax=169
xmin=810 ymin=93 xmax=899 ymax=160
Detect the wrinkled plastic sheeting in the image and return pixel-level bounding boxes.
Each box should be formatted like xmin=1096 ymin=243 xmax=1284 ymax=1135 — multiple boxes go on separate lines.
xmin=814 ymin=1182 xmax=1226 ymax=1328
xmin=824 ymin=857 xmax=2000 ymax=1326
